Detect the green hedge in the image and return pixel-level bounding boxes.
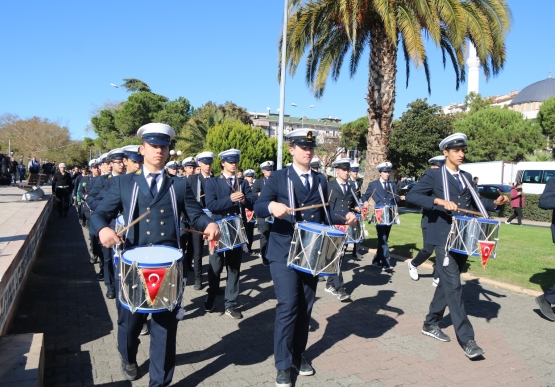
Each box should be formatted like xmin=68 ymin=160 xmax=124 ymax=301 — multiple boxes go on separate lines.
xmin=488 ymin=193 xmax=552 ymax=222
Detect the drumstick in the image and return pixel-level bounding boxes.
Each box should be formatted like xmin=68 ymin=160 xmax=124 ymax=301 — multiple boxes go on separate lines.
xmin=291 ymin=202 xmax=328 ymax=212
xmin=442 ymin=206 xmax=484 ymax=217
xmin=335 ymin=213 xmax=347 ymax=221
xmin=388 ymin=190 xmax=403 ymax=198
xmin=116 ymin=209 xmax=151 ymax=236
xmin=327 ymin=189 xmax=333 ymax=204
xmin=196 ymin=194 xmax=205 ymax=199
xmin=181 ymin=228 xmax=210 ymax=237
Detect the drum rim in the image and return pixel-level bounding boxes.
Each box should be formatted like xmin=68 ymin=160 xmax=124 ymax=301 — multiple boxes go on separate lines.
xmin=216 ymin=214 xmax=241 ymax=223
xmin=288 ymin=263 xmax=336 ymax=276
xmin=118 ymin=299 xmax=173 ymax=313
xmin=122 ymin=244 xmax=183 ymax=266
xmin=374 ymin=204 xmax=397 ymax=208
xmin=453 ymin=215 xmax=500 ymax=225
xmin=297 ymin=221 xmax=346 ymax=237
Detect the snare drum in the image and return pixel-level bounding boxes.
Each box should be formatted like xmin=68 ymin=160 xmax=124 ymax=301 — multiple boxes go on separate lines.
xmin=345 ymin=214 xmax=365 ymax=244
xmin=214 ymin=215 xmax=248 ymax=253
xmin=113 ymin=215 xmax=125 ymax=262
xmin=288 ymin=222 xmax=347 ymax=276
xmin=374 ymin=205 xmax=399 ymax=226
xmin=115 ymin=215 xmax=125 ymax=234
xmin=447 ymin=216 xmax=500 ymax=258
xmin=119 ymin=245 xmax=184 ymax=314
xmin=265 ymin=215 xmax=274 ymax=224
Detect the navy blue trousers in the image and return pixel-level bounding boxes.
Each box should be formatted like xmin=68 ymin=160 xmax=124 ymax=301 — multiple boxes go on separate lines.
xmin=270 ymin=261 xmax=318 ymax=371
xmin=116 ymin=301 xmax=179 ymax=387
xmin=374 ymin=225 xmax=392 ymax=267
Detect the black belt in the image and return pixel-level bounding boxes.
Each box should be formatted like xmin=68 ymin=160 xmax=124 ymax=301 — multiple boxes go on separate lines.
xmin=57 ymin=186 xmax=69 ymax=188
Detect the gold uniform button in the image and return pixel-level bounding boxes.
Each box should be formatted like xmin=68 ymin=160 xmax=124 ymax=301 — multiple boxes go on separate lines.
xmin=311 ymin=215 xmax=315 ymax=218
xmin=146 ymin=231 xmax=151 ymax=235
xmin=146 ymin=219 xmax=150 ymax=223
xmin=161 ymin=232 xmax=165 ymax=236
xmin=458 ymin=196 xmax=461 ymax=198
xmin=160 ymin=209 xmax=165 ymax=213
xmin=160 ymin=221 xmax=165 ymax=225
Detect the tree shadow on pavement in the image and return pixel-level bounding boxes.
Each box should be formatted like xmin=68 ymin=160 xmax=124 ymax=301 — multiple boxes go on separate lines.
xmin=530 ymin=268 xmax=555 ymax=292
xmin=304 ymin=290 xmax=402 ymax=362
xmin=173 ymin=308 xmax=275 ymax=386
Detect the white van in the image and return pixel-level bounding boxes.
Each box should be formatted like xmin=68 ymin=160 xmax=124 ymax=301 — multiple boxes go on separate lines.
xmin=514 ymin=161 xmax=555 ymax=194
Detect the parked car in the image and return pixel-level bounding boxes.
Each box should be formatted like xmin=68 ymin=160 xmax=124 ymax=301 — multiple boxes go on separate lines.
xmin=477 ymin=184 xmax=511 ymax=200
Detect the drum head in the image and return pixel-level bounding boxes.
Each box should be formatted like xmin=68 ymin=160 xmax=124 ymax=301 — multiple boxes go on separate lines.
xmin=122 ymin=245 xmax=183 ymax=267
xmin=297 ymin=222 xmax=346 ymax=238
xmin=216 ymin=214 xmax=240 ymax=224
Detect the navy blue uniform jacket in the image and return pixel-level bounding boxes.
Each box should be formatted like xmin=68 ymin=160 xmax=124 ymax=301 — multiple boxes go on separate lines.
xmin=254 ymin=166 xmax=348 ymax=263
xmin=90 ymin=170 xmax=212 ymax=249
xmin=187 ymin=174 xmax=210 ymax=208
xmin=362 ymin=179 xmax=400 ymax=206
xmin=204 ymin=174 xmax=255 ymax=221
xmin=406 ymin=168 xmax=495 ymax=246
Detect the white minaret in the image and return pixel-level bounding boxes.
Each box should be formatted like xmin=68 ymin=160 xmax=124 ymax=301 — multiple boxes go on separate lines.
xmin=466 ymin=42 xmax=480 ymax=95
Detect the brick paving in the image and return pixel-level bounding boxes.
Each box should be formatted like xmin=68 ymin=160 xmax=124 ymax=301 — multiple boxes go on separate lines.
xmin=8 ymin=207 xmax=555 ymax=386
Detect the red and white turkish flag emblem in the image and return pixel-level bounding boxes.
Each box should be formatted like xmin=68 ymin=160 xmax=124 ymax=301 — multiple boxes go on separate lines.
xmin=361 ymin=207 xmax=368 ymax=219
xmin=335 ymin=224 xmax=347 ymax=232
xmin=141 ymin=268 xmax=167 ymax=304
xmin=209 ymin=240 xmax=217 ymax=254
xmin=375 ymin=208 xmax=383 ymax=224
xmin=245 ymin=209 xmax=255 ymax=222
xmin=478 ymin=240 xmax=496 ymax=268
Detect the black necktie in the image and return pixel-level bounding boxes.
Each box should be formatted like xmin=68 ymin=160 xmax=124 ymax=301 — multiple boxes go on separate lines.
xmin=341 ymin=183 xmax=347 ymax=194
xmin=453 ymin=174 xmax=464 ymax=191
xmin=228 ymin=177 xmax=234 ymax=190
xmin=302 ymin=173 xmax=310 ymax=191
xmin=149 ymin=173 xmax=160 ymax=198
xmin=383 ymin=181 xmax=388 ymax=192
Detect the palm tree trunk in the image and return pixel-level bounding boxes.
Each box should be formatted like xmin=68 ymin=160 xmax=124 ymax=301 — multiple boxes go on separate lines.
xmin=363 ymin=23 xmax=397 ymax=191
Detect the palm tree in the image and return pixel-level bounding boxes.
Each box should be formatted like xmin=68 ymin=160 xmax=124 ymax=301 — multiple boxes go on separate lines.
xmin=282 ymin=0 xmax=511 ymax=183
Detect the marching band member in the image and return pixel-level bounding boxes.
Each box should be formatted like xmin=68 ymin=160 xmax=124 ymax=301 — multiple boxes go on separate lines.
xmin=81 ymin=159 xmax=102 ymax=265
xmin=362 ymin=162 xmax=405 ymax=272
xmin=187 ymin=151 xmax=214 ymax=290
xmin=536 ymin=176 xmax=555 ymax=321
xmin=91 ymin=123 xmax=219 ymax=385
xmin=89 ymin=148 xmax=126 ymax=299
xmin=310 ymin=157 xmax=320 ymax=174
xmin=348 ymin=161 xmax=363 ymax=201
xmin=407 ymin=155 xmax=444 ymax=285
xmin=204 ymin=149 xmax=255 ymax=319
xmin=251 ymin=160 xmax=274 ymax=266
xmin=182 ymin=156 xmax=197 ymax=177
xmin=325 ymin=158 xmax=359 ymax=301
xmin=254 ymin=129 xmax=356 ymax=387
xmin=165 ymin=160 xmax=179 ymax=176
xmin=121 ymin=145 xmax=144 ymax=174
xmin=243 ymin=168 xmax=256 ymax=254
xmin=406 ymin=133 xmax=508 ymax=359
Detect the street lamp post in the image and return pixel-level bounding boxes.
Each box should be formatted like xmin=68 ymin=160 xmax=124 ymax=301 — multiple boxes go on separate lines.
xmin=290 ymin=104 xmax=315 ymax=129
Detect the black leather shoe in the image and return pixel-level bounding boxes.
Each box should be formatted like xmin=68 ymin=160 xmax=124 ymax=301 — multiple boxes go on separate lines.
xmin=204 ymin=296 xmax=215 ymax=312
xmin=96 ymin=270 xmax=104 ymax=281
xmin=193 ymin=278 xmax=202 ymax=290
xmin=106 ymin=289 xmax=115 ymax=299
xmin=535 ymin=295 xmax=555 ymax=321
xmin=292 ymin=356 xmax=314 ymax=376
xmin=275 ymin=369 xmax=291 ymax=387
xmin=121 ymin=361 xmax=138 ymax=381
xmin=262 ymin=257 xmax=270 ymax=266
xmin=225 ymin=307 xmax=243 ymax=319
xmin=422 ymin=324 xmax=451 ymax=342
xmin=463 ymin=339 xmax=484 ymax=359
xmin=140 ymin=322 xmax=149 ymax=336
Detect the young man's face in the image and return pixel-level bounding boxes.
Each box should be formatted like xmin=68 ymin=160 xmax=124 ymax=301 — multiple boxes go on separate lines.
xmin=123 ymin=158 xmax=141 ymax=174
xmin=111 ymin=159 xmax=125 ymax=174
xmin=91 ymin=166 xmax=100 ymax=176
xmin=245 ymin=176 xmax=254 ymax=184
xmin=198 ymin=161 xmax=211 ymax=175
xmin=350 ymin=170 xmax=358 ymax=179
xmin=194 ymin=166 xmax=201 ymax=174
xmin=443 ymin=146 xmax=466 ymax=167
xmin=289 ymin=144 xmax=314 ymax=168
xmin=222 ymin=160 xmax=237 ymax=175
xmin=101 ymin=162 xmax=112 ymax=174
xmin=185 ymin=165 xmax=194 ymax=176
xmin=140 ymin=142 xmax=169 ymax=170
xmin=379 ymin=171 xmax=390 ymax=181
xmin=167 ymin=168 xmax=177 ymax=176
xmin=336 ymin=167 xmax=349 ymax=181
xmin=263 ymin=169 xmax=272 ymax=178
xmin=237 ymin=171 xmax=243 ymax=178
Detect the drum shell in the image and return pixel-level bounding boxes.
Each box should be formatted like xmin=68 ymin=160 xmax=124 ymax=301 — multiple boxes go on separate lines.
xmin=214 ymin=215 xmax=248 ymax=253
xmin=119 ymin=245 xmax=184 ymax=313
xmin=448 ymin=216 xmax=500 ymax=257
xmin=374 ymin=205 xmax=399 ymax=226
xmin=345 ymin=215 xmax=364 ymax=244
xmin=288 ymin=222 xmax=347 ymax=276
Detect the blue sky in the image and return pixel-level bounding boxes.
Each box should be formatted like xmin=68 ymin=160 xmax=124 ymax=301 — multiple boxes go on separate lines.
xmin=1 ymin=0 xmax=554 ymax=141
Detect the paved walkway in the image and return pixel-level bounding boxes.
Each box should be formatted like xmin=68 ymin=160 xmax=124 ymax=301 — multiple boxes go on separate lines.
xmin=8 ymin=207 xmax=555 ymax=386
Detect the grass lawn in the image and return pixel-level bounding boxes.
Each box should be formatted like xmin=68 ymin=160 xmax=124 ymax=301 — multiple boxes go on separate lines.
xmin=362 ymin=212 xmax=555 ymax=292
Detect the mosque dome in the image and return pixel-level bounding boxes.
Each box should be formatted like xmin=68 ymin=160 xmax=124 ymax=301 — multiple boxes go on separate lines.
xmin=509 ymin=77 xmax=555 ymax=106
